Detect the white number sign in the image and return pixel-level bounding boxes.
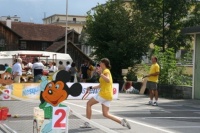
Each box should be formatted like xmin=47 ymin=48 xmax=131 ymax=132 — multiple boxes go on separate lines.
xmin=52 ymin=107 xmax=68 ymax=130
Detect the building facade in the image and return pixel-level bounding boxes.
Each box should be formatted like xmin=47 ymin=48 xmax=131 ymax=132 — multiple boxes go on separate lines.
xmin=0 ymin=15 xmax=21 ymax=22
xmin=43 ymin=14 xmax=86 ymax=33
xmin=0 ymin=22 xmax=21 ymax=51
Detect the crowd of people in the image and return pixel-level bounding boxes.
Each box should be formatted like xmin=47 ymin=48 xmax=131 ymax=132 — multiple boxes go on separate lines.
xmin=2 ymin=58 xmax=99 ymax=83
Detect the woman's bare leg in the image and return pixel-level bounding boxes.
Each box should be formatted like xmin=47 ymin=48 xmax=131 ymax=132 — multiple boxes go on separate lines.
xmin=102 ymin=104 xmax=121 ymax=124
xmin=86 ymin=98 xmax=99 ymax=119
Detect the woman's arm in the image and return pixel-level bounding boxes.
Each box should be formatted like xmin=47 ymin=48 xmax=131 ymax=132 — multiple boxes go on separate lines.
xmin=96 ymin=67 xmax=110 ymax=83
xmin=145 ymin=72 xmax=160 ymax=77
xmin=87 ymin=84 xmax=100 ymax=91
xmin=100 ymin=73 xmax=110 ymax=83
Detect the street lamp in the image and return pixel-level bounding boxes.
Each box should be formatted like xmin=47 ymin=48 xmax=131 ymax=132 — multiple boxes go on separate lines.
xmin=64 ymin=0 xmax=68 ymax=54
xmin=162 ymin=0 xmax=165 ymax=52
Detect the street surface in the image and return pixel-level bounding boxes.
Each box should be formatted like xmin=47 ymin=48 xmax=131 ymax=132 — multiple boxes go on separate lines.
xmin=1 ymin=93 xmax=200 ymax=133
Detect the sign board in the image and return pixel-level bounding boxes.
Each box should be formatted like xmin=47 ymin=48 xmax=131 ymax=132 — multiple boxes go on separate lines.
xmin=0 ymin=83 xmax=119 ymax=100
xmin=52 ymin=107 xmax=68 ymax=130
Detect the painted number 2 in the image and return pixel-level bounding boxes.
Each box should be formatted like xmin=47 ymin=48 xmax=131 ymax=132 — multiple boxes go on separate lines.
xmin=54 ymin=109 xmax=66 ymax=128
xmin=52 ymin=107 xmax=68 ymax=129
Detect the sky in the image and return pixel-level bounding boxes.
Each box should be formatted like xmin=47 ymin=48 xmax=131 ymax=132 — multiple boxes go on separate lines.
xmin=0 ymin=0 xmax=108 ymax=24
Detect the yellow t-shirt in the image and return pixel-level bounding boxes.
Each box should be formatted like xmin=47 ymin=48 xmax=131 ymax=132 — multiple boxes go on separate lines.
xmin=148 ymin=63 xmax=160 ymax=83
xmin=99 ymin=69 xmax=113 ymax=101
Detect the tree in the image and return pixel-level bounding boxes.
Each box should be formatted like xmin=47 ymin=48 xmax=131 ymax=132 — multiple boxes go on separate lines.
xmin=85 ymin=0 xmax=154 ymax=80
xmin=134 ymin=0 xmax=197 ymax=51
xmin=185 ymin=0 xmax=200 ymax=27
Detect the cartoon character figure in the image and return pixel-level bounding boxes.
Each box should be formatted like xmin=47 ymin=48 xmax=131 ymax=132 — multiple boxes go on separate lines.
xmin=39 ymin=70 xmax=82 ymax=133
xmin=0 ymin=72 xmax=13 ymax=95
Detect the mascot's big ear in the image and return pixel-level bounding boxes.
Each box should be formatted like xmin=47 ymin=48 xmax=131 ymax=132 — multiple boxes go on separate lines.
xmin=54 ymin=70 xmax=82 ymax=97
xmin=55 ymin=70 xmax=71 ymax=82
xmin=68 ymin=83 xmax=82 ymax=97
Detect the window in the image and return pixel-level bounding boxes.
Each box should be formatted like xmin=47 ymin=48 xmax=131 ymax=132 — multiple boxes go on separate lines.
xmin=0 ymin=38 xmax=5 ymax=47
xmin=42 ymin=42 xmax=47 ymax=50
xmin=52 ymin=16 xmax=55 ymax=20
xmin=73 ymin=18 xmax=76 ymax=22
xmin=20 ymin=41 xmax=26 ymax=49
xmin=14 ymin=19 xmax=18 ymax=21
xmin=176 ymin=49 xmax=193 ymax=65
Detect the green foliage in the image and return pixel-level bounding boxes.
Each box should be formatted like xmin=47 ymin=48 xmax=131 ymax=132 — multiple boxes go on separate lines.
xmin=85 ymin=0 xmax=153 ymax=80
xmin=152 ymin=46 xmax=192 ymax=86
xmin=184 ymin=0 xmax=200 ymax=27
xmin=83 ymin=0 xmax=200 ymax=82
xmin=134 ymin=0 xmax=197 ymax=51
xmin=126 ymin=68 xmax=138 ymax=81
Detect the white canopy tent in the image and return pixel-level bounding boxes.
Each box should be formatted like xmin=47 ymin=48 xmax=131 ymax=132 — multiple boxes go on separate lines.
xmin=0 ymin=51 xmax=72 ymax=66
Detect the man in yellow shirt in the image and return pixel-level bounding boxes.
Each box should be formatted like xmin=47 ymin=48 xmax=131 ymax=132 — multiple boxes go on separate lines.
xmin=144 ymin=56 xmax=160 ymax=106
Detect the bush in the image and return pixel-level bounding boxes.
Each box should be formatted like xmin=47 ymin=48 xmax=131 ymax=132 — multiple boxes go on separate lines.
xmin=126 ymin=68 xmax=137 ymax=81
xmin=151 ymin=46 xmax=192 ymax=86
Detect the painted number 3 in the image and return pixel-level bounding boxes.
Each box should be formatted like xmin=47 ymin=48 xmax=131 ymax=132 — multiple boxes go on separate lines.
xmin=3 ymin=89 xmax=10 ymax=99
xmin=54 ymin=109 xmax=66 ymax=128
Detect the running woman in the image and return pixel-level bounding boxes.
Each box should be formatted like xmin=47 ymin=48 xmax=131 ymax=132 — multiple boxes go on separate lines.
xmin=80 ymin=58 xmax=131 ymax=129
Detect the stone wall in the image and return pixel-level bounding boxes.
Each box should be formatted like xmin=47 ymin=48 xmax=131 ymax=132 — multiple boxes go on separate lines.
xmin=158 ymin=85 xmax=192 ymax=99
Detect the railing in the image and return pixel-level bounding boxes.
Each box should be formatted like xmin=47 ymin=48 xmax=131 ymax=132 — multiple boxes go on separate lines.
xmin=51 ymin=20 xmax=86 ymax=25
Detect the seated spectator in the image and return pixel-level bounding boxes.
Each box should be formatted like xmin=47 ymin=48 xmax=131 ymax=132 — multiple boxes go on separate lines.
xmin=58 ymin=61 xmax=66 ymax=71
xmin=32 ymin=57 xmax=44 ymax=82
xmin=69 ymin=62 xmax=78 ymax=82
xmin=4 ymin=63 xmax=12 ymax=74
xmin=65 ymin=61 xmax=71 ymax=71
xmin=48 ymin=61 xmax=58 ymax=73
xmin=123 ymin=81 xmax=139 ymax=94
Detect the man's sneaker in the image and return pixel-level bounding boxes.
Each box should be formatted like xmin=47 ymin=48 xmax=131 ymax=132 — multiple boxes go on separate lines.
xmin=121 ymin=119 xmax=131 ymax=129
xmin=80 ymin=122 xmax=91 ymax=128
xmin=152 ymin=102 xmax=158 ymax=106
xmin=148 ymin=101 xmax=153 ymax=105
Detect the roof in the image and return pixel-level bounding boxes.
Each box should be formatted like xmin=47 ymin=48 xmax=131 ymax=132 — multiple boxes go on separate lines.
xmin=55 ymin=29 xmax=80 ymax=41
xmin=46 ymin=41 xmax=65 ymax=52
xmin=46 ymin=40 xmax=92 ymax=62
xmin=43 ymin=14 xmax=86 ymax=20
xmin=181 ymin=26 xmax=200 ymax=35
xmin=1 ymin=21 xmax=66 ymax=41
xmin=0 ymin=22 xmax=21 ymax=38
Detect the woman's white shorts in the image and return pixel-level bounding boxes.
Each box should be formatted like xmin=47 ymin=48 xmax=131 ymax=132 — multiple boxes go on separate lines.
xmin=94 ymin=94 xmax=111 ymax=107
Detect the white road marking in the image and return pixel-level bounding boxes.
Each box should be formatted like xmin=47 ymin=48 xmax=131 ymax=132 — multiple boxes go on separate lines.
xmin=165 ymin=110 xmax=200 ymax=111
xmin=159 ymin=105 xmax=183 ymax=107
xmin=1 ymin=124 xmax=17 ymax=133
xmin=64 ymin=101 xmax=175 ymax=133
xmin=143 ymin=117 xmax=200 ymax=119
xmin=162 ymin=126 xmax=200 ymax=129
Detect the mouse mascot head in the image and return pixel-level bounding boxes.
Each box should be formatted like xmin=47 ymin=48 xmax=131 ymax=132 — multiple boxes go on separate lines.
xmin=39 ymin=70 xmax=82 ymax=133
xmin=0 ymin=72 xmax=13 ymax=94
xmin=40 ymin=70 xmax=82 ymax=106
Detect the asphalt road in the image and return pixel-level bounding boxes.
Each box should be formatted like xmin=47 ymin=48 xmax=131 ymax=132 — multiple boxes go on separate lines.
xmin=1 ymin=93 xmax=200 ymax=133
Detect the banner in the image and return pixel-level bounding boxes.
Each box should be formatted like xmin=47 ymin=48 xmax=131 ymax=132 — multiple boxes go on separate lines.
xmin=0 ymin=83 xmax=119 ymax=100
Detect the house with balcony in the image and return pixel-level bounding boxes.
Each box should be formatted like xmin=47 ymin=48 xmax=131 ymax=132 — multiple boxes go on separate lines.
xmin=43 ymin=14 xmax=86 ymax=33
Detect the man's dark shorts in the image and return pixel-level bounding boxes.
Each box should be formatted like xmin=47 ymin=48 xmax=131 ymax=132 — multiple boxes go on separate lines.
xmin=146 ymin=81 xmax=157 ymax=90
